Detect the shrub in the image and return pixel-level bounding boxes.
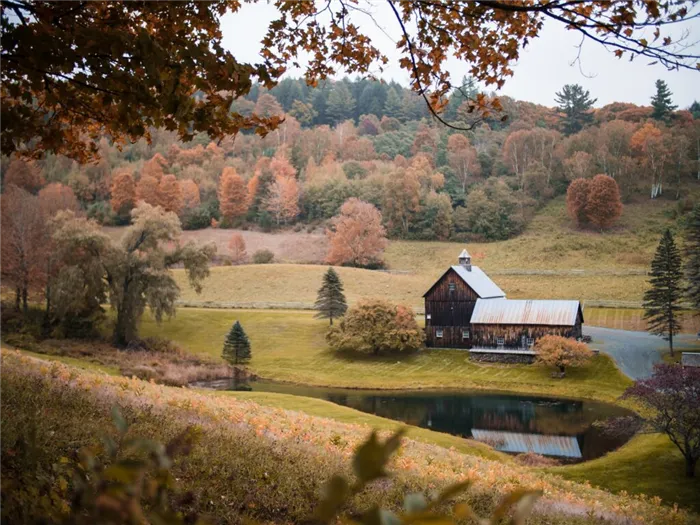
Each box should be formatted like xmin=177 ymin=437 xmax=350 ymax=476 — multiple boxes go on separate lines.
xmin=534 ymin=335 xmax=593 ymax=377
xmin=181 ymin=204 xmax=213 ymax=230
xmin=252 ymin=249 xmax=275 ymax=264
xmin=327 ymin=299 xmax=424 ymax=355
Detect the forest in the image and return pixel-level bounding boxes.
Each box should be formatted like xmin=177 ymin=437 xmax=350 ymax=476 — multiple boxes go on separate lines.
xmin=2 ymin=76 xmax=699 ymax=246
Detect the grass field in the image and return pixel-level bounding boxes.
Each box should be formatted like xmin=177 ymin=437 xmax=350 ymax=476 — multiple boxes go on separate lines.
xmin=549 ymin=433 xmax=700 ymax=512
xmin=139 ymin=308 xmax=633 ymax=402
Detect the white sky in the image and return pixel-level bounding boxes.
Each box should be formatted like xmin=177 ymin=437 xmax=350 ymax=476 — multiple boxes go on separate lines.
xmin=220 ymin=1 xmax=700 ymax=108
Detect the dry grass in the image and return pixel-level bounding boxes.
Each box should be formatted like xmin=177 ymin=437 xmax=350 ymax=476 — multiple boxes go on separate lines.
xmin=11 ymin=337 xmax=231 ymax=386
xmin=3 ymin=349 xmax=697 ymax=523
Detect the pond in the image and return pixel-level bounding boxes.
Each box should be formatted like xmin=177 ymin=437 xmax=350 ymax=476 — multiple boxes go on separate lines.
xmin=195 ymin=378 xmax=635 ymax=462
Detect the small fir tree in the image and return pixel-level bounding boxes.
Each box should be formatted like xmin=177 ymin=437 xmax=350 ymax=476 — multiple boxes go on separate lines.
xmin=643 ymin=229 xmax=684 ymax=355
xmin=314 ymin=267 xmax=348 ymax=325
xmin=650 ymin=79 xmax=677 ymax=120
xmin=685 ymin=205 xmax=700 ymax=311
xmin=222 ymin=321 xmax=252 ymax=365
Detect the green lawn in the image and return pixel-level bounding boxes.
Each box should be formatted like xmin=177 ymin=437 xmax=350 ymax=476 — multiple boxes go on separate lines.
xmin=549 ymin=433 xmax=700 ymax=513
xmin=140 ymin=308 xmax=632 ymax=402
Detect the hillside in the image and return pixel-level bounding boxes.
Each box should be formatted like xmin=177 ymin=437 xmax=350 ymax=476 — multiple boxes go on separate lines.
xmin=4 ymin=350 xmax=697 ymax=524
xmin=171 ymin=197 xmax=693 ymax=308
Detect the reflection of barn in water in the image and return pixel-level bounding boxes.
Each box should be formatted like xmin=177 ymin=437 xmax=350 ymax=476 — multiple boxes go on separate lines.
xmin=330 ymin=392 xmax=627 ymax=461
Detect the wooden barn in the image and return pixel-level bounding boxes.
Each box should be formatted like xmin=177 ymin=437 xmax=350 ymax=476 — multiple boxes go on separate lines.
xmin=424 ymin=249 xmax=583 ymax=351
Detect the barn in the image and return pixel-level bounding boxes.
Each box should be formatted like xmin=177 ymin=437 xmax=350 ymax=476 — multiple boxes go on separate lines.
xmin=424 ymin=249 xmax=583 ymax=351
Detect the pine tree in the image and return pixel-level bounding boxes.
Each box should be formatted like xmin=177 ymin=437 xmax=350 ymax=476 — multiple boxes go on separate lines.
xmin=643 ymin=229 xmax=684 ymax=355
xmin=651 ymin=79 xmax=677 ymax=121
xmin=684 ymin=205 xmax=700 ymax=311
xmin=314 ymin=267 xmax=348 ymax=325
xmin=326 ymin=82 xmax=356 ymax=124
xmin=554 ymin=84 xmax=596 ymax=135
xmin=222 ymin=321 xmax=252 ymax=365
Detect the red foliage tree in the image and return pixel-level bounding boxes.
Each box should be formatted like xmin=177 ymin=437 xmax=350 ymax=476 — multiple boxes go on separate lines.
xmin=623 ymin=364 xmax=700 ymax=478
xmin=326 ymin=198 xmax=387 ymax=267
xmin=228 ymin=233 xmax=247 ymax=264
xmin=218 ymin=167 xmax=248 ymax=223
xmin=38 ymin=183 xmax=80 ymax=218
xmin=566 ymin=178 xmax=591 ymax=227
xmin=110 ymin=169 xmax=137 ymax=217
xmin=4 ymin=158 xmax=44 ymax=193
xmin=585 ymin=174 xmax=623 ymax=230
xmin=0 ymin=185 xmax=46 ymax=312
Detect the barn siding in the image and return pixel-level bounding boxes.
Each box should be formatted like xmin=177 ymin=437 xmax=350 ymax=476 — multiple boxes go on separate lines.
xmin=471 ymin=322 xmax=580 ymax=349
xmin=425 ymin=268 xmax=479 ymax=348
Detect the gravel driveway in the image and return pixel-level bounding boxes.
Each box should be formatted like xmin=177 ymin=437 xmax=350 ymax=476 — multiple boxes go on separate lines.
xmin=584 ymin=326 xmax=698 ymax=380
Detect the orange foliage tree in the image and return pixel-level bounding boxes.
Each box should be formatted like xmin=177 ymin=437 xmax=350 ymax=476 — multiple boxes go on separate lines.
xmin=136 ymin=173 xmax=161 ymax=207
xmin=383 ymin=167 xmax=421 ymax=237
xmin=586 ymin=174 xmax=623 ymax=230
xmin=326 ymin=198 xmax=387 ymax=267
xmin=4 ymin=158 xmax=44 ymax=193
xmin=218 ymin=167 xmax=248 ymax=224
xmin=228 ymin=233 xmax=247 ymax=264
xmin=566 ymin=178 xmax=591 ymax=227
xmin=535 ymin=335 xmax=593 ymax=377
xmin=38 ymin=183 xmax=80 ymax=219
xmin=630 ymin=122 xmax=668 ymax=198
xmin=158 ymin=174 xmax=184 ymax=215
xmin=110 ymin=169 xmax=137 ymax=218
xmin=179 ymin=179 xmax=201 ymax=210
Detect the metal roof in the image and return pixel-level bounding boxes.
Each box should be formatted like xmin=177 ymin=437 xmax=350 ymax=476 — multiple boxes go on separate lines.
xmin=471 ymin=299 xmax=581 ymax=326
xmin=471 ymin=429 xmax=582 ymax=458
xmin=682 ymin=353 xmax=700 ymax=367
xmin=450 ymin=265 xmax=506 ymax=299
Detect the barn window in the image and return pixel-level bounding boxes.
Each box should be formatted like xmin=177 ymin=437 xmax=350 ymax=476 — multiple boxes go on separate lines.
xmin=496 ymin=337 xmax=504 ymax=347
xmin=527 ymin=337 xmax=534 ymax=347
xmin=462 ymin=330 xmax=470 ymax=340
xmin=448 ymin=282 xmax=456 ymax=296
xmin=436 ymin=329 xmax=444 ymax=338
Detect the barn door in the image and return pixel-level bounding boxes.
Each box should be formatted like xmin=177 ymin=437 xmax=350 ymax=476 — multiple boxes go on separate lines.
xmin=521 ymin=335 xmax=528 ymax=349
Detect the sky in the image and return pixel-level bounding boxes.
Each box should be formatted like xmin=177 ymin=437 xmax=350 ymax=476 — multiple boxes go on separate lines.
xmin=220 ymin=1 xmax=700 ymax=109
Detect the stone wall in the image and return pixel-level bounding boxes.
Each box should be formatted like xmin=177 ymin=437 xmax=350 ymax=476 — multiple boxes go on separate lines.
xmin=469 ymin=352 xmax=535 ymax=364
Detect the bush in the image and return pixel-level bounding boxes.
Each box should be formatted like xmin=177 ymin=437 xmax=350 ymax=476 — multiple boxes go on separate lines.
xmin=252 ymin=249 xmax=275 ymax=264
xmin=181 ymin=204 xmax=213 ymax=230
xmin=327 ymin=299 xmax=424 ymax=355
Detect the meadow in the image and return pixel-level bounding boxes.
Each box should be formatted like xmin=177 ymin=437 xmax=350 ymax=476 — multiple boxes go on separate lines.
xmin=3 ymin=350 xmax=697 ymax=522
xmin=139 ymin=308 xmax=633 ymax=402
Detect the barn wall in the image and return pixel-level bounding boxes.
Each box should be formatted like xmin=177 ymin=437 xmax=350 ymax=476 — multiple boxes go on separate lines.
xmin=425 ymin=268 xmax=479 ymax=348
xmin=471 ymin=324 xmax=578 ymax=348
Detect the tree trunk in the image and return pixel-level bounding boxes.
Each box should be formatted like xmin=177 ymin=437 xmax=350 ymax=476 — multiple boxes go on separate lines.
xmin=22 ymin=287 xmax=28 ymax=315
xmin=558 ymin=364 xmax=566 ymax=377
xmin=669 ymin=327 xmax=674 ymax=357
xmin=15 ymin=287 xmax=20 ymax=311
xmin=113 ymin=305 xmax=129 ymax=347
xmin=42 ymin=278 xmax=52 ymax=337
xmin=686 ymin=456 xmax=696 ymax=478
xmin=329 ymin=315 xmax=333 ymax=326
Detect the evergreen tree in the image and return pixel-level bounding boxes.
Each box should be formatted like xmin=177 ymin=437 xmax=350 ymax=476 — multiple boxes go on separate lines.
xmin=314 ymin=267 xmax=348 ymax=325
xmin=651 ymin=79 xmax=677 ymax=120
xmin=554 ymin=84 xmax=596 ymax=135
xmin=684 ymin=205 xmax=700 ymax=311
xmin=384 ymin=87 xmax=404 ymax=120
xmin=643 ymin=229 xmax=684 ymax=355
xmin=689 ymin=100 xmax=700 ymax=120
xmin=326 ymin=82 xmax=356 ymax=124
xmin=222 ymin=320 xmax=252 ymax=365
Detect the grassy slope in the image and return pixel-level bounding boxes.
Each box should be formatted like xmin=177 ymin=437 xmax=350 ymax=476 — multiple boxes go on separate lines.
xmin=172 ymin=198 xmax=695 ymax=309
xmin=140 ymin=308 xmax=632 ymax=402
xmin=549 ymin=433 xmax=700 ymax=511
xmin=5 ymin=350 xmax=698 ymax=523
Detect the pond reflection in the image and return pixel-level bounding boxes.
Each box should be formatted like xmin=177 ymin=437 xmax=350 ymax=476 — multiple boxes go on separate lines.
xmin=196 ymin=378 xmax=634 ymax=462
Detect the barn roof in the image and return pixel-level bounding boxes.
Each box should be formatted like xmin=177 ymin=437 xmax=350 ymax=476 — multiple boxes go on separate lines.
xmin=471 ymin=299 xmax=582 ymax=326
xmin=471 ymin=429 xmax=582 ymax=458
xmin=423 ymin=265 xmax=506 ymax=299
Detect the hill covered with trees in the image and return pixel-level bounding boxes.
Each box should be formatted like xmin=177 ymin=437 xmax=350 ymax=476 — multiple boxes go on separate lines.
xmin=2 ymin=77 xmax=698 ymax=248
